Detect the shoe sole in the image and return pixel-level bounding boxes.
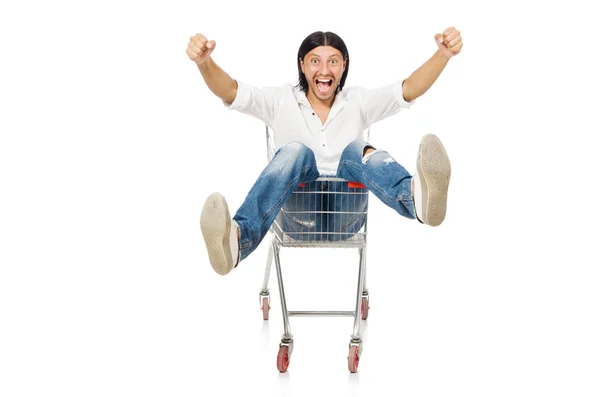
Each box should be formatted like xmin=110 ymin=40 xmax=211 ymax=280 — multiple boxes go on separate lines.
xmin=416 ymin=134 xmax=451 ymax=226
xmin=200 ymin=193 xmax=234 ymax=275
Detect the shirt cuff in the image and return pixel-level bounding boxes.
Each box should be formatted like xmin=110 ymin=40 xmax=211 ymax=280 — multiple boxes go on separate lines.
xmin=396 ymin=79 xmax=415 ymax=108
xmin=222 ymin=79 xmax=250 ymax=111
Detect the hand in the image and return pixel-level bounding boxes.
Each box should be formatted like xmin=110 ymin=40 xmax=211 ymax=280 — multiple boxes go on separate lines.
xmin=435 ymin=27 xmax=463 ymax=59
xmin=187 ymin=33 xmax=216 ymax=65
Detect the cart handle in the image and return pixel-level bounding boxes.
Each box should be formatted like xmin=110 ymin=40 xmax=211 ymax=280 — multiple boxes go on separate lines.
xmin=298 ymin=181 xmax=366 ymax=189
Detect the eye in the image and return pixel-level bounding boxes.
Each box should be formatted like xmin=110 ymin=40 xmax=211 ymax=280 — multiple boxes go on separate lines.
xmin=311 ymin=59 xmax=318 ymax=64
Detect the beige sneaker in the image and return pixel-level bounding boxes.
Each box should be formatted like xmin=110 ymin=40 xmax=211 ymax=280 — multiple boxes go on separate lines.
xmin=200 ymin=193 xmax=240 ymax=275
xmin=412 ymin=134 xmax=451 ymax=226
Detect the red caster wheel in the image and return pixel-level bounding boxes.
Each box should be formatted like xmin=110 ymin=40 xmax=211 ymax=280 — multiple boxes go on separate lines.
xmin=360 ymin=296 xmax=369 ymax=320
xmin=277 ymin=345 xmax=290 ymax=373
xmin=261 ymin=296 xmax=270 ymax=320
xmin=348 ymin=345 xmax=360 ymax=373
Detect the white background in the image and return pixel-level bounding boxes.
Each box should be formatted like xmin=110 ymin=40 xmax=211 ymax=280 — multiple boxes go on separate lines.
xmin=1 ymin=0 xmax=599 ymax=396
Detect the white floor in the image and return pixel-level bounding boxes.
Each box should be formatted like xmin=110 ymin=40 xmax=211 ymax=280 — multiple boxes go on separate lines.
xmin=3 ymin=198 xmax=598 ymax=396
xmin=190 ymin=213 xmax=600 ymax=397
xmin=3 ymin=188 xmax=600 ymax=396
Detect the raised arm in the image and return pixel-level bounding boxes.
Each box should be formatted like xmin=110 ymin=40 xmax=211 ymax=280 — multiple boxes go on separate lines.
xmin=401 ymin=27 xmax=463 ymax=102
xmin=186 ymin=33 xmax=237 ymax=104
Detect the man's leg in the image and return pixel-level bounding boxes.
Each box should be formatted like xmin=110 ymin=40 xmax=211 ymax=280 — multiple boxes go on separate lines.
xmin=336 ymin=135 xmax=451 ymax=226
xmin=200 ymin=142 xmax=320 ymax=275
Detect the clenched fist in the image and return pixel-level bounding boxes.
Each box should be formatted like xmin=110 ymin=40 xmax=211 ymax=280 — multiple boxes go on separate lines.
xmin=435 ymin=27 xmax=463 ymax=59
xmin=187 ymin=33 xmax=216 ymax=65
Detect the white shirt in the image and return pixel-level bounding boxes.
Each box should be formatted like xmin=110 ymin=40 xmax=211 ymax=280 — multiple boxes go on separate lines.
xmin=223 ymin=80 xmax=414 ymax=175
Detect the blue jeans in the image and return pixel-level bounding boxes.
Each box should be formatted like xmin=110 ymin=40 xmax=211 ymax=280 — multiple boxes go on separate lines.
xmin=281 ymin=179 xmax=369 ymax=242
xmin=233 ymin=140 xmax=416 ymax=261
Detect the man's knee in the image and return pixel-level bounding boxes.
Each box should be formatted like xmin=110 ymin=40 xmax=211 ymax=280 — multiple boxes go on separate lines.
xmin=342 ymin=140 xmax=376 ymax=160
xmin=282 ymin=141 xmax=310 ymax=152
xmin=363 ymin=146 xmax=376 ymax=156
xmin=275 ymin=141 xmax=315 ymax=162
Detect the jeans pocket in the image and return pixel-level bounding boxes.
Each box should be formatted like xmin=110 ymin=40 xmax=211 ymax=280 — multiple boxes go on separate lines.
xmin=284 ymin=213 xmax=310 ymax=241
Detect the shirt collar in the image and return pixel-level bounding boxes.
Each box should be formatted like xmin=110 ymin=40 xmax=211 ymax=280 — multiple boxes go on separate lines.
xmin=293 ymin=85 xmax=349 ymax=110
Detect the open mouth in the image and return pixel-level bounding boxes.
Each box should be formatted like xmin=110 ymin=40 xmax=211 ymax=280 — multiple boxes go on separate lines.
xmin=316 ymin=78 xmax=333 ymax=94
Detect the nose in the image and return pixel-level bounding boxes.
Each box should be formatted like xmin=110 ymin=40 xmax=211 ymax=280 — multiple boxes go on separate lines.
xmin=318 ymin=62 xmax=330 ymax=76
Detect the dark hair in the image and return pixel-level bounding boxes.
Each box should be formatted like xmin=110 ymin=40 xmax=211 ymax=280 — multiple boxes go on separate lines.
xmin=296 ymin=31 xmax=349 ymax=95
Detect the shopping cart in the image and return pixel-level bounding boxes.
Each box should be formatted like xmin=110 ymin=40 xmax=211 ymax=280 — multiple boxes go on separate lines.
xmin=259 ymin=125 xmax=371 ymax=373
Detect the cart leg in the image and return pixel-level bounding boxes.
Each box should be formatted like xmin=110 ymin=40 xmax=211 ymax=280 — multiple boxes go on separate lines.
xmin=352 ymin=247 xmax=367 ymax=340
xmin=273 ymin=239 xmax=293 ymax=341
xmin=360 ymin=247 xmax=369 ymax=320
xmin=259 ymin=244 xmax=273 ymax=319
xmin=348 ymin=247 xmax=366 ymax=372
xmin=360 ymin=248 xmax=368 ymax=293
xmin=272 ymin=239 xmax=294 ymax=371
xmin=261 ymin=243 xmax=273 ymax=293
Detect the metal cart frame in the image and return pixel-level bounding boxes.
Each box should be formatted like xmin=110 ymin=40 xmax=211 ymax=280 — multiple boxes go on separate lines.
xmin=259 ymin=125 xmax=371 ymax=373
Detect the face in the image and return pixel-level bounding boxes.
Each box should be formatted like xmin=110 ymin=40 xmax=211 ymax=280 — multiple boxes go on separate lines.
xmin=300 ymin=46 xmax=346 ymax=103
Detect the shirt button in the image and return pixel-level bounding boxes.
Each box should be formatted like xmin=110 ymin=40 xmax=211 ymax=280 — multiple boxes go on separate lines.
xmin=312 ymin=112 xmax=315 ymax=115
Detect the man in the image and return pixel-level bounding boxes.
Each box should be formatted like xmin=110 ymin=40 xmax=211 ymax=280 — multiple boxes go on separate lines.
xmin=187 ymin=28 xmax=463 ymax=276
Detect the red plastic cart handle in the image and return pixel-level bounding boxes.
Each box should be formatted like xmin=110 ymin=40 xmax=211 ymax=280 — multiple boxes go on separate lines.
xmin=348 ymin=182 xmax=366 ymax=189
xmin=298 ymin=182 xmax=366 ymax=188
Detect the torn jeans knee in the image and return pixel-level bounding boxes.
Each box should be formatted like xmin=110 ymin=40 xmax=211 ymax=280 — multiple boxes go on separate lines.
xmin=361 ymin=146 xmax=378 ymax=164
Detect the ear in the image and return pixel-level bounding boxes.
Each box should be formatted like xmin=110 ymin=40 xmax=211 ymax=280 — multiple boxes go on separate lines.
xmin=300 ymin=58 xmax=305 ymax=74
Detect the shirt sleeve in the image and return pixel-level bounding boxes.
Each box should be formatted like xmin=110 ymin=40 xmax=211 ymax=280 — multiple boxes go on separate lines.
xmin=222 ymin=80 xmax=281 ymax=126
xmin=357 ymin=80 xmax=415 ymax=127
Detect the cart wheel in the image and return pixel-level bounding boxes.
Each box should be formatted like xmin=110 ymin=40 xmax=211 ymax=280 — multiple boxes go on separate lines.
xmin=261 ymin=296 xmax=270 ymax=320
xmin=348 ymin=345 xmax=360 ymax=373
xmin=277 ymin=345 xmax=290 ymax=373
xmin=361 ymin=296 xmax=369 ymax=320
